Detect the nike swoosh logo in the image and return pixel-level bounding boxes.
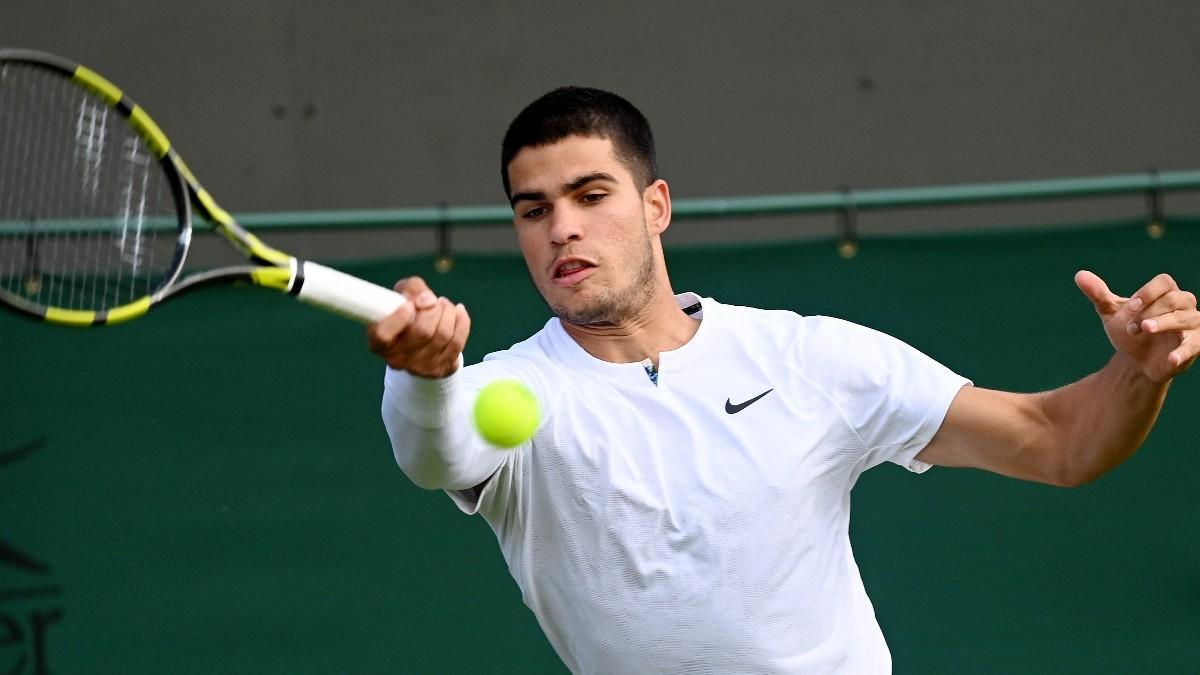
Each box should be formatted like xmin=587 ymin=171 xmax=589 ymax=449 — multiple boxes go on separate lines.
xmin=725 ymin=388 xmax=774 ymax=414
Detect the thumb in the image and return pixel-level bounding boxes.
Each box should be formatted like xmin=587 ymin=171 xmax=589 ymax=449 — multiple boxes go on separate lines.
xmin=1074 ymin=270 xmax=1121 ymax=315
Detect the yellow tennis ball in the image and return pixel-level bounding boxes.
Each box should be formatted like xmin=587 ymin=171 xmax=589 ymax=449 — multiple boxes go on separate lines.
xmin=473 ymin=379 xmax=541 ymax=448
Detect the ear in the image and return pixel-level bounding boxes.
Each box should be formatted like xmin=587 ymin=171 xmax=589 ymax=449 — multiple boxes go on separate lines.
xmin=643 ymin=179 xmax=672 ymax=236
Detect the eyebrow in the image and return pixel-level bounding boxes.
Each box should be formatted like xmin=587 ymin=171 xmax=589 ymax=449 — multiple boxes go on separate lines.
xmin=510 ymin=171 xmax=618 ymax=207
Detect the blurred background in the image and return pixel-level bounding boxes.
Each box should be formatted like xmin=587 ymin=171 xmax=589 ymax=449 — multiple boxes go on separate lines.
xmin=3 ymin=2 xmax=1199 ymax=673
xmin=4 ymin=0 xmax=1199 ymax=254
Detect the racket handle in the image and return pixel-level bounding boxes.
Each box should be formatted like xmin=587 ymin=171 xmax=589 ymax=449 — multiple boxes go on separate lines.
xmin=295 ymin=261 xmax=407 ymax=323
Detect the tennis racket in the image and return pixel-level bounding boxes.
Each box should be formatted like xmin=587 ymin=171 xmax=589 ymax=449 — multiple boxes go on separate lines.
xmin=0 ymin=48 xmax=406 ymax=326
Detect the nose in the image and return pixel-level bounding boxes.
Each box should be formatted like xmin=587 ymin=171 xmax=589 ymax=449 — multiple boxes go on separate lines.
xmin=548 ymin=207 xmax=583 ymax=246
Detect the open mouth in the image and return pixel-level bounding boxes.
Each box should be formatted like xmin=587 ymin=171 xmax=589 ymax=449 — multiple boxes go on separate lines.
xmin=553 ymin=259 xmax=596 ymax=286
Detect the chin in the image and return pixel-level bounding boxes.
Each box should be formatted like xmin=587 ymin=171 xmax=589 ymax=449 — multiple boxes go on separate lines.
xmin=541 ymin=272 xmax=655 ymax=326
xmin=553 ymin=295 xmax=630 ymax=326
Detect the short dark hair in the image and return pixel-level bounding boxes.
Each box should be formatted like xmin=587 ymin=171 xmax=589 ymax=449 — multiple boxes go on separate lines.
xmin=500 ymin=86 xmax=658 ymax=198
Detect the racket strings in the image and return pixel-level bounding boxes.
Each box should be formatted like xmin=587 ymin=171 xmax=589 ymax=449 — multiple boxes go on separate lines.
xmin=0 ymin=60 xmax=180 ymax=313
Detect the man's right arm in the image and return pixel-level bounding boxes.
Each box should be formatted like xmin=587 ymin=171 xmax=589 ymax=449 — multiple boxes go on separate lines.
xmin=368 ymin=276 xmax=502 ymax=491
xmin=381 ymin=367 xmax=507 ymax=490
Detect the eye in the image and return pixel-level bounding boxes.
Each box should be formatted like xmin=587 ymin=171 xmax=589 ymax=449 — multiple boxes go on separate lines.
xmin=580 ymin=192 xmax=607 ymax=205
xmin=522 ymin=205 xmax=548 ymax=219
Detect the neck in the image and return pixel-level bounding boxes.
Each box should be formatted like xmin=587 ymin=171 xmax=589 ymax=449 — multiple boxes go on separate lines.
xmin=561 ymin=288 xmax=700 ymax=366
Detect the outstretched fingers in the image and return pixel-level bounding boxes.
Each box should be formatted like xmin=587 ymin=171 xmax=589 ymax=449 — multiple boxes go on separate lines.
xmin=1126 ymin=273 xmax=1186 ymax=336
xmin=1169 ymin=333 xmax=1199 ymax=369
xmin=1132 ymin=289 xmax=1198 ymax=335
xmin=1132 ymin=278 xmax=1200 ymax=369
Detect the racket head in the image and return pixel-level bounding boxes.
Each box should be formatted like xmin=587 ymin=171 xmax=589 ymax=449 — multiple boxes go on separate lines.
xmin=0 ymin=48 xmax=192 ymax=326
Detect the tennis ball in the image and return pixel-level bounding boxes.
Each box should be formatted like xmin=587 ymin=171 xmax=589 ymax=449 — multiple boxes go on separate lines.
xmin=473 ymin=379 xmax=541 ymax=448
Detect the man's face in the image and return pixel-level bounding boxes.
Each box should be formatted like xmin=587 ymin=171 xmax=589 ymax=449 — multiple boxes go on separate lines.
xmin=507 ymin=135 xmax=660 ymax=326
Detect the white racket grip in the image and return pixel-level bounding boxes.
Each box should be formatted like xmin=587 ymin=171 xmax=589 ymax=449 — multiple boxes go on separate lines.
xmin=295 ymin=261 xmax=407 ymax=323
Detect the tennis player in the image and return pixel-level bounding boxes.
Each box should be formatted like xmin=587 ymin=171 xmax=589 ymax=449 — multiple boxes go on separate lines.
xmin=368 ymin=87 xmax=1199 ymax=673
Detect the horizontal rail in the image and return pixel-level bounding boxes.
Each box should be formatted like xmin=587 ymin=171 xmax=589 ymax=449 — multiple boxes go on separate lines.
xmin=236 ymin=168 xmax=1200 ymax=230
xmin=3 ymin=169 xmax=1198 ymax=235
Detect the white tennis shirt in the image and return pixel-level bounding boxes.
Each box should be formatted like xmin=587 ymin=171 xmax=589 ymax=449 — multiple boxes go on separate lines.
xmin=382 ymin=293 xmax=969 ymax=674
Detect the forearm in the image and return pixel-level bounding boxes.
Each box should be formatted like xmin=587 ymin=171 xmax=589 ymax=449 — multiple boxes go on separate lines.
xmin=924 ymin=271 xmax=1195 ymax=485
xmin=381 ymin=367 xmax=505 ymax=490
xmin=1037 ymin=352 xmax=1170 ymax=485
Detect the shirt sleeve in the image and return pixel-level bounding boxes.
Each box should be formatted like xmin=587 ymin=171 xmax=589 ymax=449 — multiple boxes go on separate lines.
xmin=380 ymin=355 xmax=546 ymax=512
xmin=798 ymin=316 xmax=971 ymax=474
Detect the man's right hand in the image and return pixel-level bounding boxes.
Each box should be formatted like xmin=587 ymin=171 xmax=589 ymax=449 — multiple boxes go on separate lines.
xmin=367 ymin=276 xmax=470 ymax=378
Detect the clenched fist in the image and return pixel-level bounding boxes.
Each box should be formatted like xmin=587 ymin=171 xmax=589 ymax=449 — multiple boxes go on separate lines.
xmin=367 ymin=276 xmax=470 ymax=378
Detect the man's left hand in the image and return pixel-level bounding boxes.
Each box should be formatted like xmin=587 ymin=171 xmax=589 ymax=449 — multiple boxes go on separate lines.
xmin=1076 ymin=270 xmax=1200 ymax=384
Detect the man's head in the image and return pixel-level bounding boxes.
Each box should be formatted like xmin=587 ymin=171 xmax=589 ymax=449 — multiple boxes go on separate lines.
xmin=501 ymin=86 xmax=657 ymax=200
xmin=502 ymin=88 xmax=673 ymax=328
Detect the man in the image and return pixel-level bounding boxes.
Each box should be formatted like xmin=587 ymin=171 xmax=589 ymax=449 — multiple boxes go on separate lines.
xmin=368 ymin=87 xmax=1198 ymax=673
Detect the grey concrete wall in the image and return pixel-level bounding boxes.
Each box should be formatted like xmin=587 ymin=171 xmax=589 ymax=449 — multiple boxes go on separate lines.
xmin=4 ymin=1 xmax=1199 ymax=258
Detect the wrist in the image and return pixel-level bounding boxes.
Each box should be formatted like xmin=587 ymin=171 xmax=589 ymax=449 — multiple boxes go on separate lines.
xmin=399 ymin=353 xmax=465 ymax=379
xmin=384 ymin=357 xmax=465 ymax=428
xmin=1109 ymin=351 xmax=1172 ymax=389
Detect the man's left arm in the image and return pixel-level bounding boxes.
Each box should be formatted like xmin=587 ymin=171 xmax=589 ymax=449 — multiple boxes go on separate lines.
xmin=917 ymin=270 xmax=1199 ymax=487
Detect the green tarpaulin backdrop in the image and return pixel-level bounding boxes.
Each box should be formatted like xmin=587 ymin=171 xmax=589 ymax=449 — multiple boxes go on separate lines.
xmin=3 ymin=217 xmax=1198 ymax=673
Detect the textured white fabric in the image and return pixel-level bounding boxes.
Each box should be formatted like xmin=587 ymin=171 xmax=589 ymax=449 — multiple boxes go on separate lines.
xmin=382 ymin=294 xmax=969 ymax=674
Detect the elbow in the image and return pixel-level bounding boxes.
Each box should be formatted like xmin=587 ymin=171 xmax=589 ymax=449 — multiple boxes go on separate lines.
xmin=1046 ymin=470 xmax=1088 ymax=489
xmin=384 ymin=406 xmax=466 ymax=490
xmin=1051 ymin=436 xmax=1144 ymax=487
xmin=391 ymin=426 xmax=488 ymax=491
xmin=1060 ymin=466 xmax=1110 ymax=489
xmin=393 ymin=444 xmax=456 ymax=490
xmin=1041 ymin=455 xmax=1083 ymax=488
xmin=1047 ymin=455 xmax=1108 ymax=489
xmin=406 ymin=472 xmax=450 ymax=491
xmin=382 ymin=391 xmax=495 ymax=492
xmin=396 ymin=462 xmax=441 ymax=490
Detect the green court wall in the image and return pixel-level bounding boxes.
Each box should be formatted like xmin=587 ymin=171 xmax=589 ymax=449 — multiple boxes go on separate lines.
xmin=3 ymin=218 xmax=1198 ymax=673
